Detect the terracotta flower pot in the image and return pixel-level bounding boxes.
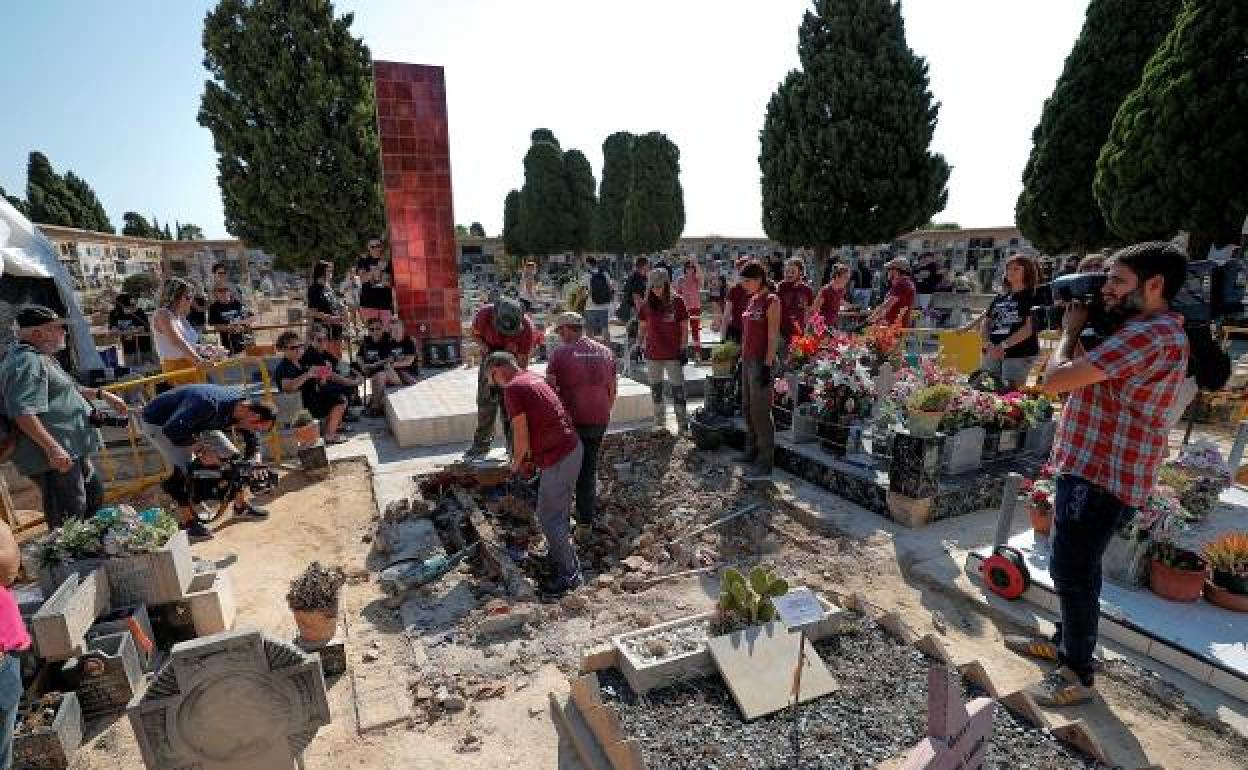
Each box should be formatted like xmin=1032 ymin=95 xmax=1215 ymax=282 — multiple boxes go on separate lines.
xmin=1028 ymin=504 xmax=1052 ymax=535
xmin=291 ymin=606 xmax=339 ymax=644
xmin=1149 ymin=559 xmax=1206 ymax=602
xmin=293 ymin=421 xmax=320 ymax=447
xmin=1204 ymin=581 xmax=1248 ymax=612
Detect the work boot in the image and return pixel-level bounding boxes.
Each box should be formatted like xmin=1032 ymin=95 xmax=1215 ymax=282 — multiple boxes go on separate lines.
xmin=1026 ymin=666 xmax=1095 ymax=707
xmin=538 ymin=572 xmax=584 ymax=602
xmin=233 ymin=502 xmax=270 ymax=521
xmin=185 ymin=520 xmax=215 ymax=543
xmin=1004 ymin=634 xmax=1059 ymax=662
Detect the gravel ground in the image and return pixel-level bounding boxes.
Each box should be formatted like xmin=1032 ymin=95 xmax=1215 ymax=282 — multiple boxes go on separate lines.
xmin=621 ymin=618 xmax=713 ymax=662
xmin=599 ymin=615 xmax=1107 ymax=770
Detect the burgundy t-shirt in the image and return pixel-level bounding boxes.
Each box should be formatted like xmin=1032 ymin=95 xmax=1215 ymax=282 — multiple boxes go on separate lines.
xmin=503 ymin=371 xmax=578 ymax=468
xmin=777 ymin=280 xmax=815 ymax=339
xmin=639 ymin=297 xmax=689 ymax=361
xmin=726 ymin=283 xmax=749 ymax=331
xmin=472 ymin=305 xmax=537 ymax=355
xmin=815 ymin=285 xmax=845 ymax=327
xmin=547 ymin=337 xmax=616 ymax=426
xmin=742 ymin=292 xmax=779 ymax=361
xmin=883 ymin=277 xmax=916 ymax=327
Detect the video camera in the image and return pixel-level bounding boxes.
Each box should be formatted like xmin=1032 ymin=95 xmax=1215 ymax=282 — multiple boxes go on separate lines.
xmin=189 ymin=458 xmax=278 ymax=498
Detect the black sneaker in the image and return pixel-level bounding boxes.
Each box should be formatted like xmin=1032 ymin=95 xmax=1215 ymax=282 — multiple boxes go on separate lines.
xmin=538 ymin=572 xmax=584 ymax=602
xmin=185 ymin=520 xmax=215 ymax=543
xmin=233 ymin=502 xmax=270 ymax=521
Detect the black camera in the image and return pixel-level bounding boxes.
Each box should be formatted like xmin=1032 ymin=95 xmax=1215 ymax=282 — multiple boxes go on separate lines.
xmin=1030 ymin=272 xmax=1115 ymax=346
xmin=189 ymin=458 xmax=278 ymax=500
xmin=89 ymin=409 xmax=130 ymax=428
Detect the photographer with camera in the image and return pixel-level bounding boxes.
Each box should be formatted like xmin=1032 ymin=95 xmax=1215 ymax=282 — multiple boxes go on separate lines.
xmin=1005 ymin=242 xmax=1189 ymax=707
xmin=184 ymin=431 xmax=276 ymax=521
xmin=0 ymin=305 xmax=130 ymax=527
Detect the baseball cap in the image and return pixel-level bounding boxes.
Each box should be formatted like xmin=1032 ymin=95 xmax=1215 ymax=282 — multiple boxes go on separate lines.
xmin=16 ymin=305 xmax=66 ymax=328
xmin=554 ymin=311 xmax=584 ymax=329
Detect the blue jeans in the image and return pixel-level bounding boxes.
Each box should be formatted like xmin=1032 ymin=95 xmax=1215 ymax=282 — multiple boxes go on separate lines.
xmin=1049 ymin=475 xmax=1132 ymax=685
xmin=0 ymin=654 xmax=22 ymax=770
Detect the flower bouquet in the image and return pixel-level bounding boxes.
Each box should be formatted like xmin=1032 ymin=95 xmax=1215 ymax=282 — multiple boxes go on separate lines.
xmin=1020 ymin=465 xmax=1056 ymax=534
xmin=1158 ymin=440 xmax=1231 ymax=521
xmin=905 ymin=383 xmax=957 ymax=437
xmin=37 ymin=505 xmax=179 ymax=567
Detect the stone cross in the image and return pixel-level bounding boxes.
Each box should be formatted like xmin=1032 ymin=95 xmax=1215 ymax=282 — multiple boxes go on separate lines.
xmin=128 ymin=629 xmax=331 ymax=770
xmin=900 ymin=665 xmax=995 ymax=770
xmin=870 ymin=363 xmax=895 ymax=420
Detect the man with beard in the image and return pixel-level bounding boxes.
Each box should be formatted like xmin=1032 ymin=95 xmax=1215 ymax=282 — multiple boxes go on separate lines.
xmin=1004 ymin=242 xmax=1189 ymax=707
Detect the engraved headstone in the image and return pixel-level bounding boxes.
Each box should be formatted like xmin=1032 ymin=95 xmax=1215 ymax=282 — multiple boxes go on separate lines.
xmin=128 ymin=629 xmax=331 ymax=770
xmin=889 ymin=429 xmax=943 ymax=498
xmin=901 ymin=666 xmax=994 ymax=770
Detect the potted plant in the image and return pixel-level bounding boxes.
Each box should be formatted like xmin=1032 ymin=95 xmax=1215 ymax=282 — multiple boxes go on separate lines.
xmin=1149 ymin=540 xmax=1207 ymax=603
xmin=994 ymin=392 xmax=1027 ymax=451
xmin=1203 ymin=532 xmax=1248 ymax=611
xmin=287 ymin=561 xmax=346 ymax=644
xmin=1021 ymin=394 xmax=1057 ymax=454
xmin=710 ymin=341 xmax=740 ymax=377
xmin=1020 ymin=466 xmax=1056 ymax=535
xmin=1158 ymin=441 xmax=1232 ymax=521
xmin=905 ymin=384 xmax=957 ymax=437
xmin=291 ymin=409 xmax=320 ymax=447
xmin=713 ymin=566 xmax=790 ymax=636
xmin=938 ymin=387 xmax=990 ymax=474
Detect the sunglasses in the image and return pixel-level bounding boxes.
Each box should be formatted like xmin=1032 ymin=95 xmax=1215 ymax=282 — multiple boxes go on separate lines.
xmin=285 ymin=344 xmax=304 ymax=351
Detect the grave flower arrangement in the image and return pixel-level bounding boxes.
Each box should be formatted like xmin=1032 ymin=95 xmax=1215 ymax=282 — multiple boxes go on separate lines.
xmin=1204 ymin=533 xmax=1248 ymax=595
xmin=992 ymin=391 xmax=1028 ymax=430
xmin=1020 ymin=464 xmax=1057 ymax=533
xmin=36 ymin=505 xmax=179 ymax=567
xmin=1157 ymin=440 xmax=1231 ymax=520
xmin=1120 ymin=488 xmax=1192 ymax=542
xmin=1019 ymin=393 xmax=1055 ymax=428
xmin=939 ymin=386 xmax=1000 ymax=432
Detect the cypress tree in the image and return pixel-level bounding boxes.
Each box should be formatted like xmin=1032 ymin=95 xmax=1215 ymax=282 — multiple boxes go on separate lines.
xmin=1095 ymin=0 xmax=1248 ymax=253
xmin=1016 ymin=0 xmax=1181 ymax=255
xmin=563 ymin=149 xmax=597 ymax=256
xmin=199 ymin=0 xmax=384 ymax=270
xmin=163 ymin=222 xmax=174 ymax=240
xmin=593 ymin=131 xmax=634 ymax=254
xmin=1 ymin=185 xmax=28 ymax=217
xmin=469 ymin=222 xmax=486 ymax=237
xmin=25 ymin=152 xmax=78 ymax=227
xmin=178 ymin=223 xmax=205 ymax=240
xmin=622 ymin=131 xmax=684 ymax=254
xmin=759 ymin=0 xmax=949 ymax=273
xmin=63 ymin=171 xmax=114 ymax=233
xmin=519 ymin=133 xmax=572 ymax=257
xmin=123 ymin=212 xmax=155 ymax=238
xmin=502 ymin=190 xmax=527 ymax=257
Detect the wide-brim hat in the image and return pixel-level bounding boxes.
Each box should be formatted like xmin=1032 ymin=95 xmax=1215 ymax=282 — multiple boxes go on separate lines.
xmin=15 ymin=304 xmax=66 ymax=328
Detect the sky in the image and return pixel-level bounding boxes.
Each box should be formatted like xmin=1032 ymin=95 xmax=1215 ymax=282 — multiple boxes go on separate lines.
xmin=0 ymin=0 xmax=1091 ymax=241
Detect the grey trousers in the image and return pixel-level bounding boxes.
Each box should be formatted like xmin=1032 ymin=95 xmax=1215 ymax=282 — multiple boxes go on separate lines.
xmin=647 ymin=359 xmax=688 ymax=429
xmin=538 ymin=441 xmax=584 ymax=581
xmin=741 ymin=360 xmax=775 ymax=468
xmin=32 ymin=456 xmax=103 ymax=529
xmin=472 ymin=358 xmax=511 ymax=451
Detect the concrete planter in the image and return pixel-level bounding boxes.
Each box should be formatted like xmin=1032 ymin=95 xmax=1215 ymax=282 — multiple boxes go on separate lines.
xmin=71 ymin=632 xmax=144 ymax=717
xmin=39 ymin=530 xmax=193 ymax=608
xmin=940 ymin=426 xmax=985 ymax=475
xmin=13 ymin=691 xmax=83 ymax=770
xmin=1024 ymin=420 xmax=1056 ymax=456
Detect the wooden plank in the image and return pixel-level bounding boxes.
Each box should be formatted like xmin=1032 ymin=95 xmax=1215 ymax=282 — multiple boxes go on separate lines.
xmin=548 ymin=692 xmax=612 ymax=770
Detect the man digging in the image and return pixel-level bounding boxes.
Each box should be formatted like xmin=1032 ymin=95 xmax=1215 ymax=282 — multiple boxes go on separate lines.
xmin=466 ymin=298 xmax=536 ymax=458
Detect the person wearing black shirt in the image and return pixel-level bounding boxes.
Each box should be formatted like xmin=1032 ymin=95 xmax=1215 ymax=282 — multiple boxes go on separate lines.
xmin=914 ymin=253 xmax=944 ymax=294
xmin=109 ymin=293 xmax=153 ymax=365
xmin=185 ymin=295 xmax=208 ymax=331
xmin=387 ymin=318 xmax=421 ymax=384
xmin=355 ymin=319 xmax=399 ymax=416
xmin=357 ymin=262 xmax=395 ymax=325
xmin=274 ymin=330 xmax=351 ymax=445
xmin=962 ymin=254 xmax=1041 ymax=390
xmin=307 ymin=260 xmax=347 ymax=358
xmin=207 ymin=286 xmax=253 ymax=355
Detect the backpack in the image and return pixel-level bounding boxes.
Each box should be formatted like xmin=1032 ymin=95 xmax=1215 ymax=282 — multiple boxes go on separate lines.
xmin=590 ymin=270 xmax=614 ymax=305
xmin=1185 ymin=322 xmax=1231 ymax=391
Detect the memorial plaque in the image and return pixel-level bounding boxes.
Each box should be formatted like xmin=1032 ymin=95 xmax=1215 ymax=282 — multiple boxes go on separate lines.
xmin=772 ymin=588 xmax=824 ymax=631
xmin=128 ymin=629 xmax=331 ymax=770
xmin=901 ymin=666 xmax=994 ymax=770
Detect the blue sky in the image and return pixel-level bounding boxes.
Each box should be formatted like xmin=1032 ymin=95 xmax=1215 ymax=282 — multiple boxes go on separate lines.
xmin=0 ymin=1 xmax=1090 ymax=241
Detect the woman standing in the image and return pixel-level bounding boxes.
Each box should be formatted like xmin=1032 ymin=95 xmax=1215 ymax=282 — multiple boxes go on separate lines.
xmin=708 ymin=262 xmax=727 ymax=330
xmin=357 ymin=261 xmax=396 ymax=325
xmin=307 ymin=260 xmax=348 ymax=358
xmin=675 ymin=258 xmax=703 ymax=355
xmin=638 ymin=268 xmax=690 ymax=435
xmin=738 ymin=262 xmax=781 ymax=476
xmin=721 ymin=257 xmax=750 ymax=343
xmin=151 ymin=278 xmax=220 ymax=385
xmin=518 ymin=260 xmax=539 ymax=312
xmin=963 ymin=254 xmax=1040 ymax=390
xmin=810 ymin=265 xmax=851 ymax=331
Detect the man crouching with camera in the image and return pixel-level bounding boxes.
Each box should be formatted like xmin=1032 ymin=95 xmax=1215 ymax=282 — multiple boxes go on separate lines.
xmin=0 ymin=305 xmax=130 ymax=527
xmin=1006 ymin=242 xmax=1189 ymax=707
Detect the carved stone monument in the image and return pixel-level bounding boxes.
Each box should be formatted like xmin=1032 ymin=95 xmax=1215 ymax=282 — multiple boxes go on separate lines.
xmin=901 ymin=666 xmax=995 ymax=770
xmin=128 ymin=630 xmax=331 ymax=770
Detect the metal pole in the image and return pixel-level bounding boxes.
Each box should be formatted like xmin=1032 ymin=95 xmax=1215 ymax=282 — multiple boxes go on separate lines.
xmin=791 ymin=628 xmax=806 ymax=768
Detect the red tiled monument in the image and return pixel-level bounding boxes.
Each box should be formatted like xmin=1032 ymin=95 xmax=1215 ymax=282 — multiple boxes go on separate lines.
xmin=372 ymin=61 xmax=461 ymax=360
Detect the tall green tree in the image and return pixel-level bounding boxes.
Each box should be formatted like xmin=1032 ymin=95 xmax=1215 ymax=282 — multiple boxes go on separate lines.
xmin=25 ymin=151 xmax=78 ymax=227
xmin=1095 ymin=0 xmax=1248 ymax=255
xmin=593 ymin=131 xmax=634 ymax=254
xmin=623 ymin=132 xmax=684 ymax=254
xmin=563 ymin=149 xmax=597 ymax=255
xmin=519 ymin=133 xmax=572 ymax=257
xmin=63 ymin=171 xmax=114 ymax=233
xmin=759 ymin=0 xmax=949 ymax=273
xmin=502 ymin=189 xmax=527 ymax=257
xmin=1016 ymin=0 xmax=1181 ymax=255
xmin=0 ymin=185 xmax=28 ymax=217
xmin=469 ymin=221 xmax=486 ymax=237
xmin=177 ymin=222 xmax=205 ymax=240
xmin=530 ymin=128 xmax=560 ymax=149
xmin=199 ymin=0 xmax=384 ymax=270
xmin=122 ymin=212 xmax=156 ymax=238
xmin=163 ymin=222 xmax=173 ymax=240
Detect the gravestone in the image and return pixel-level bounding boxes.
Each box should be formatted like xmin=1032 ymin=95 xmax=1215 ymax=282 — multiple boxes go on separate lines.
xmin=128 ymin=629 xmax=331 ymax=770
xmin=889 ymin=429 xmax=943 ymax=498
xmin=901 ymin=666 xmax=994 ymax=770
xmin=870 ymin=363 xmax=896 ymax=419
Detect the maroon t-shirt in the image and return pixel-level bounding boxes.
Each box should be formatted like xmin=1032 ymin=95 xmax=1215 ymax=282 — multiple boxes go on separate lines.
xmin=546 ymin=337 xmax=616 ymax=426
xmin=726 ymin=283 xmax=749 ymax=331
xmin=472 ymin=305 xmax=537 ymax=355
xmin=815 ymin=285 xmax=845 ymax=328
xmin=742 ymin=292 xmax=779 ymax=361
xmin=777 ymin=280 xmax=815 ymax=339
xmin=883 ymin=277 xmax=916 ymax=327
xmin=639 ymin=297 xmax=689 ymax=361
xmin=503 ymin=371 xmax=578 ymax=468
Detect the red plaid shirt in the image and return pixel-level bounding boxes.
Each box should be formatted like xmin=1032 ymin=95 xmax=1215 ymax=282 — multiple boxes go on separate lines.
xmin=1050 ymin=311 xmax=1188 ymax=507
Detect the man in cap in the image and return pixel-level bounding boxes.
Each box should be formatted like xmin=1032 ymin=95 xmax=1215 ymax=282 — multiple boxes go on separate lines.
xmin=546 ymin=312 xmax=617 ymax=528
xmin=466 ymin=297 xmax=536 ymax=458
xmin=867 ymin=257 xmax=917 ymax=327
xmin=0 ymin=305 xmax=130 ymax=527
xmin=486 ymin=351 xmax=584 ymax=597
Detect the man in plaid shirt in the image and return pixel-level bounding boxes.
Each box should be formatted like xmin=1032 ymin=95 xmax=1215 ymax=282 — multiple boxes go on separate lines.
xmin=1005 ymin=241 xmax=1190 ymax=707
